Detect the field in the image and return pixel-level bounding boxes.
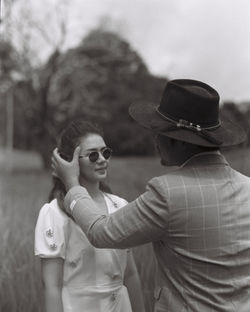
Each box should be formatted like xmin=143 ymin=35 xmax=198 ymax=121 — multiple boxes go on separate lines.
xmin=0 ymin=147 xmax=250 ymax=312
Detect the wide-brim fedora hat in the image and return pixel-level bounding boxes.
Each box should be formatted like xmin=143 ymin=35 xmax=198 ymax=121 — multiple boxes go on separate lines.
xmin=129 ymin=79 xmax=246 ymax=147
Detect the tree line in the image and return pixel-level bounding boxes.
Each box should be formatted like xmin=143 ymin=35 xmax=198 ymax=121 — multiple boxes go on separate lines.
xmin=0 ymin=29 xmax=250 ymax=168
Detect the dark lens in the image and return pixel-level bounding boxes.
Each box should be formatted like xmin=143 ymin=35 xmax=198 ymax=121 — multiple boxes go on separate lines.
xmin=88 ymin=151 xmax=99 ymax=162
xmin=102 ymin=148 xmax=112 ymax=160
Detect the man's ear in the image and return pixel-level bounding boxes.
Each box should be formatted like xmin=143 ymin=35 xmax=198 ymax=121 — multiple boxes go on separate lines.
xmin=179 ymin=140 xmax=191 ymax=153
xmin=169 ymin=137 xmax=178 ymax=147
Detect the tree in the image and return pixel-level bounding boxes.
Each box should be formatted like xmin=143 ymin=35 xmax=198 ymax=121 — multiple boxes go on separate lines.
xmin=0 ymin=0 xmax=70 ymax=167
xmin=220 ymin=101 xmax=249 ymax=147
xmin=0 ymin=40 xmax=25 ymax=149
xmin=2 ymin=2 xmax=168 ymax=166
xmin=46 ymin=28 xmax=167 ymax=157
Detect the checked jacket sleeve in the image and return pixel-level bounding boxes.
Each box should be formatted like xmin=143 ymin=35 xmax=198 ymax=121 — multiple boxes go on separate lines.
xmin=64 ymin=177 xmax=169 ymax=249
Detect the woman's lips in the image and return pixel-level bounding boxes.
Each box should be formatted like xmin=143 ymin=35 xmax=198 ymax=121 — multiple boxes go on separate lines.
xmin=95 ymin=167 xmax=107 ymax=171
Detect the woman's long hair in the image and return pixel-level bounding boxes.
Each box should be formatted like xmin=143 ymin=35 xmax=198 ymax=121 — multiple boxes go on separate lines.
xmin=49 ymin=119 xmax=112 ymax=218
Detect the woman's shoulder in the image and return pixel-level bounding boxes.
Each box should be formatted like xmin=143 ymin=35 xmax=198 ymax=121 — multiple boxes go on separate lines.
xmin=35 ymin=199 xmax=69 ymax=259
xmin=38 ymin=199 xmax=69 ymax=222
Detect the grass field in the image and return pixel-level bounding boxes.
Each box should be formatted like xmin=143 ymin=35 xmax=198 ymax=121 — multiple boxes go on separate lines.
xmin=0 ymin=147 xmax=250 ymax=312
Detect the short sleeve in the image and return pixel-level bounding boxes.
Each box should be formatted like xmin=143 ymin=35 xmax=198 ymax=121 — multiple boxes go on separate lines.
xmin=34 ymin=200 xmax=68 ymax=259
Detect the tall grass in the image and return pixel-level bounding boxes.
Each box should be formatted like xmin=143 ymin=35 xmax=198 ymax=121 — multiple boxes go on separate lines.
xmin=0 ymin=149 xmax=250 ymax=312
xmin=0 ymin=156 xmax=165 ymax=312
xmin=0 ymin=172 xmax=51 ymax=312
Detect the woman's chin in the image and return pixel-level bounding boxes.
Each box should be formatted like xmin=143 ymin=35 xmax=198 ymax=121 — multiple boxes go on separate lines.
xmin=95 ymin=172 xmax=107 ymax=180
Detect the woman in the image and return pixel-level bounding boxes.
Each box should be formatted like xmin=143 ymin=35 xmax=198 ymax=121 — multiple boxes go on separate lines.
xmin=34 ymin=119 xmax=145 ymax=312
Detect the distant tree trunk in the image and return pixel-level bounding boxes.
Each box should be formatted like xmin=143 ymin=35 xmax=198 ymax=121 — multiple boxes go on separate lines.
xmin=36 ymin=136 xmax=55 ymax=169
xmin=34 ymin=50 xmax=60 ymax=169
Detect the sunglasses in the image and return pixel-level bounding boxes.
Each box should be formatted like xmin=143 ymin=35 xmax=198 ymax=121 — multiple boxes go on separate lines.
xmin=79 ymin=147 xmax=112 ymax=163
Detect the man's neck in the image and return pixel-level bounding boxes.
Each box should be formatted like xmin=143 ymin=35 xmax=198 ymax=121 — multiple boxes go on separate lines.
xmin=179 ymin=150 xmax=221 ymax=168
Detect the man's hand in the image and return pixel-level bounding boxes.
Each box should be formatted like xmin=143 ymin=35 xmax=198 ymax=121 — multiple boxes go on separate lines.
xmin=51 ymin=147 xmax=81 ymax=191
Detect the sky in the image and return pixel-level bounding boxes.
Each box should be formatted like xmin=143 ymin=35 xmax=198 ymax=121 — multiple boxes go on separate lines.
xmin=11 ymin=0 xmax=250 ymax=102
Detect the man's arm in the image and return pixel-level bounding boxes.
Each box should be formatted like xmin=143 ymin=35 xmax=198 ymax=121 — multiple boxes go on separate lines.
xmin=52 ymin=147 xmax=169 ymax=249
xmin=66 ymin=178 xmax=169 ymax=249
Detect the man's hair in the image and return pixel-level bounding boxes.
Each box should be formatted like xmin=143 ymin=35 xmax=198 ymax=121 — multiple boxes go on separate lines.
xmin=158 ymin=134 xmax=219 ymax=152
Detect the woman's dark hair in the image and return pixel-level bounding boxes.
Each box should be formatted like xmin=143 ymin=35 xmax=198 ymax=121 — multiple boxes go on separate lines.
xmin=49 ymin=119 xmax=112 ymax=217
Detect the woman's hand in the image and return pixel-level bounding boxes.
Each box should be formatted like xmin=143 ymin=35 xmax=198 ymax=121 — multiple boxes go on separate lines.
xmin=51 ymin=147 xmax=81 ymax=191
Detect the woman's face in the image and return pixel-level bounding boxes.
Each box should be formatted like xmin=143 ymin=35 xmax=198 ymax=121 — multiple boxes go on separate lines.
xmin=78 ymin=133 xmax=110 ymax=183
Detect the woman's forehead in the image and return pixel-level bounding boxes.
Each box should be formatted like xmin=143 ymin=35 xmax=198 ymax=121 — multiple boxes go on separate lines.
xmin=79 ymin=133 xmax=106 ymax=150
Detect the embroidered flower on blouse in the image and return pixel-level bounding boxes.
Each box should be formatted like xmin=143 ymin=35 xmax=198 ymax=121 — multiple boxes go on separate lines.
xmin=49 ymin=243 xmax=57 ymax=250
xmin=46 ymin=229 xmax=53 ymax=237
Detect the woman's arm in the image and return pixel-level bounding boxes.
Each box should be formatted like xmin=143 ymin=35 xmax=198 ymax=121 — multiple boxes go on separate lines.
xmin=124 ymin=251 xmax=145 ymax=312
xmin=41 ymin=258 xmax=64 ymax=312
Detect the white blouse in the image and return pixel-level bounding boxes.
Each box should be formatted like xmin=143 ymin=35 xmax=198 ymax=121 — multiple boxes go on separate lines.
xmin=34 ymin=193 xmax=132 ymax=312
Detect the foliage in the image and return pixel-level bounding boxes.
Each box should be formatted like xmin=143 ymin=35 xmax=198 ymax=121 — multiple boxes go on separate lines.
xmin=220 ymin=101 xmax=250 ymax=147
xmin=29 ymin=29 xmax=167 ymax=166
xmin=0 ymin=28 xmax=169 ymax=167
xmin=12 ymin=81 xmax=37 ymax=149
xmin=0 ymin=40 xmax=26 ymax=147
xmin=0 ymin=41 xmax=19 ymax=76
xmin=6 ymin=26 xmax=250 ymax=168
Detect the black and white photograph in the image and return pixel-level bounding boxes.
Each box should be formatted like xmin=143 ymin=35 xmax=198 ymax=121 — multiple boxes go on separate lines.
xmin=1 ymin=0 xmax=250 ymax=311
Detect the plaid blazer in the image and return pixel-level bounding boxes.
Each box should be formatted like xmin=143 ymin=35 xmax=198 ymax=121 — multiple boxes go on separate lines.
xmin=65 ymin=152 xmax=250 ymax=312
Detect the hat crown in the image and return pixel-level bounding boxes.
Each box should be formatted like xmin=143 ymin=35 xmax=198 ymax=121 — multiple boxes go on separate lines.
xmin=128 ymin=78 xmax=246 ymax=147
xmin=159 ymin=79 xmax=220 ymax=127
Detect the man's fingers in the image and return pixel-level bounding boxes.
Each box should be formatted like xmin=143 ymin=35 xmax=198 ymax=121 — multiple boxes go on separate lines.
xmin=52 ymin=148 xmax=60 ymax=162
xmin=73 ymin=146 xmax=81 ymax=162
xmin=52 ymin=147 xmax=66 ymax=163
xmin=52 ymin=147 xmax=71 ymax=165
xmin=51 ymin=162 xmax=58 ymax=178
xmin=51 ymin=148 xmax=58 ymax=165
xmin=51 ymin=170 xmax=59 ymax=178
xmin=51 ymin=156 xmax=57 ymax=166
xmin=51 ymin=162 xmax=57 ymax=173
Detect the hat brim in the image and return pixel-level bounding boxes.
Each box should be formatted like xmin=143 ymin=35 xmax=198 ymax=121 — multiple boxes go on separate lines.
xmin=129 ymin=101 xmax=247 ymax=147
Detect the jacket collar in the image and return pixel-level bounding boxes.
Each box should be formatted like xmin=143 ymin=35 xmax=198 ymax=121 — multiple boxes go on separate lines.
xmin=179 ymin=151 xmax=229 ymax=168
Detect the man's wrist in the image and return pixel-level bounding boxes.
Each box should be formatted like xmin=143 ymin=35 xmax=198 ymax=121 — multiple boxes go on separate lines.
xmin=65 ymin=178 xmax=80 ymax=191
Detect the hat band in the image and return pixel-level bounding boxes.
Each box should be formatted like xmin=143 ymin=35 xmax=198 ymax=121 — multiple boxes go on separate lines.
xmin=156 ymin=107 xmax=221 ymax=130
xmin=155 ymin=107 xmax=222 ymax=145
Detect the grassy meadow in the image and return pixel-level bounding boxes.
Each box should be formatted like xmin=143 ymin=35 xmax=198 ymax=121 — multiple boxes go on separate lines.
xmin=0 ymin=147 xmax=250 ymax=312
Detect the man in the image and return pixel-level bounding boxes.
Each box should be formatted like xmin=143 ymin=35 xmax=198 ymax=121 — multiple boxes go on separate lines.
xmin=52 ymin=79 xmax=250 ymax=311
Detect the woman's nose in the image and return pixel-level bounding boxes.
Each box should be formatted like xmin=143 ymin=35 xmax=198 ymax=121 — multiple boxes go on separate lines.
xmin=97 ymin=152 xmax=106 ymax=163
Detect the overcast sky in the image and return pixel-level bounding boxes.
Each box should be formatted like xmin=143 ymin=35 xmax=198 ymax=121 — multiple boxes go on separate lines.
xmin=13 ymin=0 xmax=250 ymax=102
